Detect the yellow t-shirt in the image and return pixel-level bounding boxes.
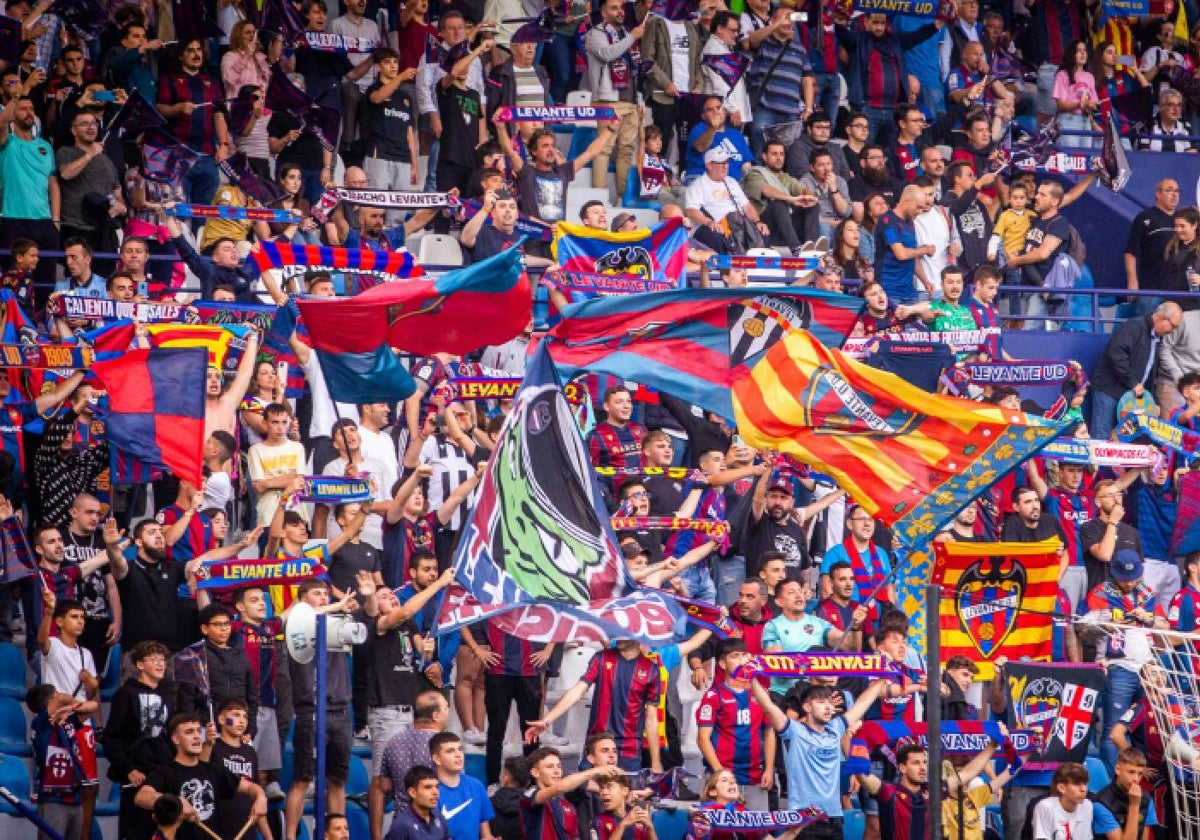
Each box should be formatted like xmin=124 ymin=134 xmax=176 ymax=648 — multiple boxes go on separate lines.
xmin=200 ymin=185 xmax=253 ymax=248
xmin=994 ymin=208 xmax=1033 ymax=257
xmin=942 ymin=781 xmax=994 ymax=840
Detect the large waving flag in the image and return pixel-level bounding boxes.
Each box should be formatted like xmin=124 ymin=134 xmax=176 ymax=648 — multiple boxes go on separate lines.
xmin=437 ymin=345 xmax=684 ymax=644
xmin=90 ymin=348 xmax=207 ymax=487
xmin=552 ymin=218 xmax=688 ymax=284
xmin=932 ymin=539 xmax=1061 ymax=681
xmin=295 ymin=246 xmax=531 ymax=403
xmin=145 ymin=323 xmax=256 ymax=377
xmin=732 ymin=331 xmax=1066 ymax=545
xmin=545 ymin=288 xmax=863 ymax=420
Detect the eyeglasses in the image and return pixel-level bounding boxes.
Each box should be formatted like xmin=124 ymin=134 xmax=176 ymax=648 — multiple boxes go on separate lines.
xmin=626 ymin=491 xmax=648 ymax=499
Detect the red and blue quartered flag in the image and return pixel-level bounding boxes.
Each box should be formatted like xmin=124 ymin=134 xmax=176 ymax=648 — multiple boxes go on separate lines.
xmin=266 ymin=66 xmax=340 ymax=152
xmin=103 ymin=90 xmax=166 ymax=143
xmin=50 ymin=0 xmax=114 ymax=40
xmin=294 ymin=246 xmax=531 ymax=404
xmin=90 ymin=347 xmax=207 ymax=488
xmin=258 ymin=0 xmax=306 ymax=45
xmin=552 ymin=217 xmax=688 ymax=285
xmin=545 ymin=288 xmax=863 ymax=421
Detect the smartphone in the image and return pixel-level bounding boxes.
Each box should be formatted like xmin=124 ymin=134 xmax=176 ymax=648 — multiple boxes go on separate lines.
xmin=92 ymin=90 xmax=116 ymax=102
xmin=276 ymin=361 xmax=288 ymax=382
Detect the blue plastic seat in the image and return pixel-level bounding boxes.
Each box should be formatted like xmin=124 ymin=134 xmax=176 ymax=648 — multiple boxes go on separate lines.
xmin=100 ymin=644 xmax=122 ymax=703
xmin=0 ymin=752 xmax=30 ymax=814
xmin=346 ymin=756 xmax=370 ymax=797
xmin=843 ymin=808 xmax=866 ymax=840
xmin=0 ymin=644 xmax=27 ymax=699
xmin=1085 ymin=755 xmax=1110 ymax=792
xmin=621 ymin=166 xmax=664 ymax=210
xmin=567 ymin=126 xmax=598 ymax=161
xmin=90 ymin=817 xmax=103 ymax=840
xmin=95 ymin=783 xmax=122 ymax=817
xmin=346 ymin=801 xmax=371 ymax=840
xmin=0 ymin=698 xmax=31 ymax=756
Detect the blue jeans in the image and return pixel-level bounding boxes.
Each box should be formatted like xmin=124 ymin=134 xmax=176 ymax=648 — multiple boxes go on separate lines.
xmin=862 ymin=105 xmax=894 ymax=145
xmin=425 ymin=139 xmax=440 ymax=192
xmin=543 ymin=33 xmax=577 ymax=105
xmin=917 ymin=78 xmax=944 ymax=116
xmin=1134 ymin=295 xmax=1165 ymax=317
xmin=679 ymin=563 xmax=716 ymax=604
xmin=1100 ymin=666 xmax=1143 ymax=773
xmin=714 ymin=556 xmax=746 ymax=608
xmin=1090 ymin=389 xmax=1120 ymax=442
xmin=300 ymin=169 xmax=324 ymax=205
xmin=183 ymin=155 xmax=219 ymax=206
xmin=811 ymin=71 xmax=840 ymax=122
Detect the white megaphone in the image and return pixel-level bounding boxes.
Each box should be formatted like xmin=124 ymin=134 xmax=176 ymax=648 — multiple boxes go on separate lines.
xmin=285 ymin=602 xmax=368 ymax=663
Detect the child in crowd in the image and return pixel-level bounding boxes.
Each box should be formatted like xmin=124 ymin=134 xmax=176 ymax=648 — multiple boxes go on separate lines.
xmin=595 ymin=774 xmax=655 ymax=840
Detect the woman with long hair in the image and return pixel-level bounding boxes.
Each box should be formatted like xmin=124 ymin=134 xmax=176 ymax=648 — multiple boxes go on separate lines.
xmin=691 ymin=771 xmax=769 ymax=840
xmin=1053 ymin=40 xmax=1099 ymax=148
xmin=1090 ymin=40 xmax=1148 ymax=132
xmin=239 ymin=361 xmax=286 ymax=447
xmin=1163 ymin=205 xmax=1200 ymax=311
xmin=220 ymin=19 xmax=270 ymax=99
xmin=859 ymin=193 xmax=890 ymax=264
xmin=254 ymin=163 xmax=321 ymax=244
xmin=831 ymin=218 xmax=873 ymax=282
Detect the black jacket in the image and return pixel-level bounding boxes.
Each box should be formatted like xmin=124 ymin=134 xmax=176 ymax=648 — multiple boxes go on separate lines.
xmin=1091 ymin=314 xmax=1158 ymax=399
xmin=176 ymin=641 xmax=259 ymax=736
xmin=486 ymin=59 xmax=552 ymax=118
xmin=659 ymin=393 xmax=733 ymax=470
xmin=490 ymin=787 xmax=524 ymax=840
xmin=102 ymin=679 xmax=174 ymax=783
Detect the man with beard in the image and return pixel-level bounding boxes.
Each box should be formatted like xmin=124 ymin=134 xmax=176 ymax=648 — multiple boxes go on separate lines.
xmin=23 ymin=521 xmax=114 ymax=665
xmin=0 ymin=95 xmax=60 ymax=296
xmin=60 ymin=492 xmax=121 ymax=671
xmin=937 ymin=503 xmax=985 ymax=543
xmin=1080 ymin=480 xmax=1146 ymax=597
xmin=688 ymin=578 xmax=773 ymax=688
xmin=745 ymin=470 xmax=845 ymax=584
xmin=1001 ymin=487 xmax=1067 ymax=561
xmin=741 ymin=140 xmax=819 ymax=257
xmin=136 ymin=714 xmax=267 ymax=840
xmin=851 ymin=145 xmax=902 ymax=219
xmin=851 ymin=280 xmax=904 ymax=337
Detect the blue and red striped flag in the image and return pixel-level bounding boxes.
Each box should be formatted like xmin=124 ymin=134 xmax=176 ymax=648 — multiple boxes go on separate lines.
xmin=702 ymin=52 xmax=749 ymax=90
xmin=545 ymin=288 xmax=863 ymax=421
xmin=110 ymin=444 xmax=162 ymax=485
xmin=295 ymin=246 xmax=532 ymax=404
xmin=0 ymin=517 xmax=35 ymax=584
xmin=219 ymin=152 xmax=287 ymax=206
xmin=90 ymin=348 xmax=207 ymax=488
xmin=266 ymin=66 xmax=340 ymax=152
xmin=142 ymin=129 xmax=204 ymax=186
xmin=50 ymin=0 xmax=113 ymax=40
xmin=170 ymin=0 xmax=223 ymax=42
xmin=104 ymin=90 xmax=165 ymax=143
xmin=259 ymin=0 xmax=306 ymax=45
xmin=250 ymin=241 xmax=423 ymax=278
xmin=551 ymin=217 xmax=688 ymax=286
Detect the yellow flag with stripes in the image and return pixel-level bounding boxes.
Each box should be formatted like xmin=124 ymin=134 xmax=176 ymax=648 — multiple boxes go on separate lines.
xmin=731 ymin=331 xmax=1066 ymax=545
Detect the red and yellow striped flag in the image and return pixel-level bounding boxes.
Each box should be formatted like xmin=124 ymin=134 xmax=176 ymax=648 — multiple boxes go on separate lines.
xmin=932 ymin=539 xmax=1061 ymax=681
xmin=146 ymin=323 xmax=253 ymax=372
xmin=731 ymin=331 xmax=1065 ymax=545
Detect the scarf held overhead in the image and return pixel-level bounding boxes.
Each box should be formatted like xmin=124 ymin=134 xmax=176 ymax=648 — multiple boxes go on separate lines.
xmin=734 ymin=652 xmax=902 ymax=680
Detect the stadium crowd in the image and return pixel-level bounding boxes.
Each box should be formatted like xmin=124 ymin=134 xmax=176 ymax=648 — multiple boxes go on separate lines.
xmin=2 ymin=2 xmax=1200 ymax=840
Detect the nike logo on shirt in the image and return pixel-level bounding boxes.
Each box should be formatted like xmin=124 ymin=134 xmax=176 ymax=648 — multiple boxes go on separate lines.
xmin=442 ymin=800 xmax=472 ymax=820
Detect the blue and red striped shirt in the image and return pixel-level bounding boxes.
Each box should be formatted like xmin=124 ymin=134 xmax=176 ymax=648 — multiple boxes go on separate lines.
xmin=520 ymin=787 xmax=579 ymax=840
xmin=695 ymin=683 xmax=768 ymax=784
xmin=157 ymin=71 xmax=222 ymax=155
xmin=1044 ymin=486 xmax=1094 ymax=567
xmin=484 ymin=620 xmax=543 ymax=677
xmin=582 ymin=649 xmax=662 ymax=770
xmin=232 ymin=617 xmax=282 ymax=707
xmin=877 ymin=782 xmax=928 ymax=840
xmin=156 ymin=505 xmax=215 ymax=563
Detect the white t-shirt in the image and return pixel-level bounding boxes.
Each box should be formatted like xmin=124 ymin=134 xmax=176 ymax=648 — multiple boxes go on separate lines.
xmin=42 ymin=636 xmax=97 ymax=702
xmin=300 ymin=352 xmax=357 ymax=440
xmin=1033 ymin=796 xmax=1094 ymax=840
xmin=329 ymin=15 xmax=381 ymax=90
xmin=914 ymin=204 xmax=956 ymax=294
xmin=665 ymin=20 xmax=691 ymax=92
xmin=357 ymin=427 xmax=399 ymax=500
xmin=321 ymin=456 xmax=388 ymax=550
xmin=248 ymin=439 xmax=307 ymax=528
xmin=685 ymin=175 xmax=750 ymax=223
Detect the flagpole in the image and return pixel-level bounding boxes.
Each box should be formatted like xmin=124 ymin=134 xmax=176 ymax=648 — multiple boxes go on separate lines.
xmin=926 ymin=583 xmax=943 ymax=840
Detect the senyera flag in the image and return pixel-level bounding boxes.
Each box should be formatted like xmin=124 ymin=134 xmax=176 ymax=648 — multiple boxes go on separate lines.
xmin=437 ymin=344 xmax=683 ymax=644
xmin=732 ymin=331 xmax=1066 ymax=546
xmin=89 ymin=347 xmax=207 ymax=488
xmin=545 ymin=288 xmax=863 ymax=421
xmin=932 ymin=539 xmax=1060 ymax=681
xmin=294 ymin=245 xmax=531 ymax=404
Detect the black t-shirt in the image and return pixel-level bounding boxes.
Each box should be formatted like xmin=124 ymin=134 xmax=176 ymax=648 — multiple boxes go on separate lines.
xmin=294 ymin=46 xmax=352 ymax=102
xmin=361 ymin=614 xmax=434 ymax=708
xmin=209 ymin=740 xmax=258 ymax=840
xmin=362 ymin=81 xmax=416 ymax=162
xmin=849 ymin=173 xmax=902 ymax=208
xmin=62 ymin=529 xmax=111 ymax=621
xmin=644 ymin=475 xmax=689 ymax=518
xmin=268 ymin=111 xmax=325 ymax=172
xmin=1021 ymin=212 xmax=1072 ymax=282
xmin=1079 ymin=519 xmax=1145 ymax=593
xmin=328 ymin=541 xmax=382 ymax=595
xmin=117 ymin=558 xmax=189 ymax=651
xmin=145 ymin=759 xmax=240 ymax=840
xmin=744 ymin=512 xmax=811 ymax=580
xmin=1125 ymin=206 xmax=1176 ymax=292
xmin=1000 ymin=515 xmax=1066 ymax=544
xmin=436 ymin=84 xmax=483 ymax=169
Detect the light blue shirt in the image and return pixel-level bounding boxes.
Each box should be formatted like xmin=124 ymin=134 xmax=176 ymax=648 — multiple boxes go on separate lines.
xmin=761 ymin=614 xmax=835 ymax=694
xmin=780 ymin=716 xmax=846 ymax=815
xmin=54 ymin=274 xmax=108 ymax=298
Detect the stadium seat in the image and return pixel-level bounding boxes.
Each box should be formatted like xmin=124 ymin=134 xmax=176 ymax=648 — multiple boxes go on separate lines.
xmin=100 ymin=644 xmax=122 ymax=703
xmin=345 ymin=802 xmax=371 ymax=840
xmin=565 ymin=90 xmax=595 ymax=126
xmin=620 ymin=169 xmax=663 ymax=211
xmin=0 ymin=753 xmax=30 ymax=814
xmin=90 ymin=817 xmax=104 ymax=840
xmin=0 ymin=644 xmax=26 ymax=699
xmin=416 ymin=234 xmax=464 ymax=268
xmin=1085 ymin=756 xmax=1110 ymax=792
xmin=843 ymin=808 xmax=866 ymax=840
xmin=0 ymin=698 xmax=31 ymax=756
xmin=652 ymin=804 xmax=690 ymax=840
xmin=95 ymin=783 xmax=122 ymax=817
xmin=346 ymin=756 xmax=370 ymax=797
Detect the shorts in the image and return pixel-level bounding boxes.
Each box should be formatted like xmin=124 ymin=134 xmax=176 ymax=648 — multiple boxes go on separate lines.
xmin=860 ymin=757 xmax=886 ymax=816
xmin=255 ymin=707 xmax=282 ymax=771
xmin=369 ymin=705 xmax=414 ymax=776
xmin=292 ymin=707 xmax=352 ymax=784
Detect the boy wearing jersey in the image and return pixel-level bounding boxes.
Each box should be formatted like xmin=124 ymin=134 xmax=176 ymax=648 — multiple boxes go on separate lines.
xmin=520 ymin=747 xmax=620 ymax=840
xmin=527 ymin=641 xmax=662 ymax=772
xmin=696 ymin=638 xmax=774 ymax=810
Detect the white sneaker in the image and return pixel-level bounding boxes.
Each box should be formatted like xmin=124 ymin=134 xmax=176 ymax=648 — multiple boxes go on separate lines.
xmin=264 ymin=782 xmax=286 ymax=802
xmin=463 ymin=727 xmax=487 ymax=745
xmin=539 ymin=731 xmax=569 ymax=747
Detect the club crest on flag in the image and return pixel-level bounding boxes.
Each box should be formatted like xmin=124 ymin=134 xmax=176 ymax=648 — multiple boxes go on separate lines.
xmin=1013 ymin=673 xmax=1063 ymax=735
xmin=954 ymin=556 xmax=1026 ymax=658
xmin=727 ymin=295 xmax=812 ymax=369
xmin=593 ymin=244 xmax=655 ymax=278
xmin=800 ymin=367 xmax=922 ymax=436
xmin=1053 ymin=683 xmax=1098 ymax=751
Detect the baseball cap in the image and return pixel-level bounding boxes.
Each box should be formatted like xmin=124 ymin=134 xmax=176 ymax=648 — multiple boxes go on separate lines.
xmin=610 ymin=212 xmax=635 ymax=232
xmin=704 ymin=147 xmax=732 ymax=165
xmin=766 ymin=476 xmax=794 ymax=495
xmin=1111 ymin=549 xmax=1143 ymax=582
